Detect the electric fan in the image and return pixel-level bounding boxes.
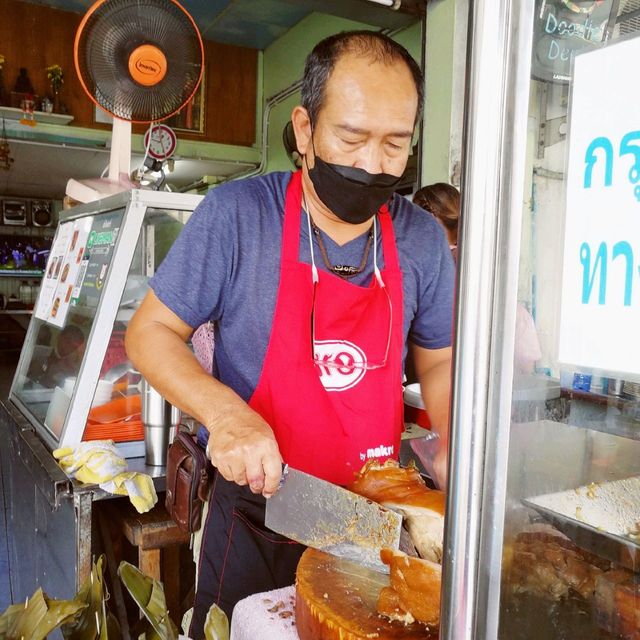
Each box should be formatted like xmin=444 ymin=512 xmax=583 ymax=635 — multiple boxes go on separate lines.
xmin=66 ymin=0 xmax=204 ymax=203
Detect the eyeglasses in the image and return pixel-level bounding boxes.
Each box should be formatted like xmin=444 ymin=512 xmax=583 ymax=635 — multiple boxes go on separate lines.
xmin=310 ymin=275 xmax=393 ymax=373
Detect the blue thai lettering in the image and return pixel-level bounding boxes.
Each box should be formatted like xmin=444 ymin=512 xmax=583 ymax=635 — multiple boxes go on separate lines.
xmin=612 ymin=241 xmax=634 ymax=306
xmin=584 ymin=137 xmax=613 ymax=189
xmin=619 ymin=131 xmax=640 ymax=184
xmin=580 ymin=242 xmax=607 ymax=305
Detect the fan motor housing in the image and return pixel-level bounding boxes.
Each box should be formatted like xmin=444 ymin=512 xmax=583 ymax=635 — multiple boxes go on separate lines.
xmin=128 ymin=44 xmax=168 ymax=87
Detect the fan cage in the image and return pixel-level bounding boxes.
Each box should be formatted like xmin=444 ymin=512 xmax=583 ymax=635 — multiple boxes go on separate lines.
xmin=75 ymin=0 xmax=203 ymax=123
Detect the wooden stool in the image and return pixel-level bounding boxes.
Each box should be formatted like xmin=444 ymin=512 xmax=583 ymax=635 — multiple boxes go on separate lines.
xmin=107 ymin=501 xmax=191 ymax=624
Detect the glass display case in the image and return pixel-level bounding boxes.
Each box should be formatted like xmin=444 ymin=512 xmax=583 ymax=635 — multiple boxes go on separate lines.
xmin=9 ymin=190 xmax=202 ymax=457
xmin=444 ymin=2 xmax=640 ymax=640
xmin=498 ymin=8 xmax=640 ymax=637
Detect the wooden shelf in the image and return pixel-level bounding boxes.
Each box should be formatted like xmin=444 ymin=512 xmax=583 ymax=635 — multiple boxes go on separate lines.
xmin=0 ymin=105 xmax=73 ymax=126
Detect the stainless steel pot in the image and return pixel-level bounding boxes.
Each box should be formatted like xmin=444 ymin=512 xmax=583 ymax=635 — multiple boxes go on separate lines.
xmin=141 ymin=378 xmax=181 ymax=466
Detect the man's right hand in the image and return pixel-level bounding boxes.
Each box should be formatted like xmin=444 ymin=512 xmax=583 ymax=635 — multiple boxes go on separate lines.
xmin=206 ymin=405 xmax=283 ymax=498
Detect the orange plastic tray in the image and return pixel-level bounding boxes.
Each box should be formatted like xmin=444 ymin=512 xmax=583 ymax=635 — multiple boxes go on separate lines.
xmin=87 ymin=394 xmax=141 ymax=424
xmin=84 ymin=419 xmax=144 ymax=443
xmin=84 ymin=394 xmax=144 ymax=442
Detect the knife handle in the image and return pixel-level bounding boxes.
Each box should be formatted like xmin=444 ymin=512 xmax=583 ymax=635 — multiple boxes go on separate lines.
xmin=278 ymin=463 xmax=290 ymax=490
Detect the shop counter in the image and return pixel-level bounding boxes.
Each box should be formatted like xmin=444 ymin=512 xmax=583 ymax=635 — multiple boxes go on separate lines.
xmin=0 ymin=398 xmax=167 ymax=605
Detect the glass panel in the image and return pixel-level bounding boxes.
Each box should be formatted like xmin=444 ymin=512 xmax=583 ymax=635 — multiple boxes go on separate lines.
xmin=86 ymin=207 xmax=185 ymax=444
xmin=499 ymin=3 xmax=640 ymax=639
xmin=12 ymin=208 xmax=125 ymax=436
xmin=10 ymin=205 xmax=186 ymax=442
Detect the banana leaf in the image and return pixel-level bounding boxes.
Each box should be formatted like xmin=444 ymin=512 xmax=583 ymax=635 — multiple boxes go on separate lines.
xmin=203 ymin=603 xmax=229 ymax=640
xmin=32 ymin=596 xmax=88 ymax=639
xmin=104 ymin=602 xmax=121 ymax=640
xmin=118 ymin=561 xmax=178 ymax=640
xmin=3 ymin=588 xmax=86 ymax=640
xmin=61 ymin=554 xmax=120 ymax=640
xmin=0 ymin=603 xmax=26 ymax=637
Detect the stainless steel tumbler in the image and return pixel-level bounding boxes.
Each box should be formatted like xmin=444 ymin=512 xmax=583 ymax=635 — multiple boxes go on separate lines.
xmin=141 ymin=378 xmax=181 ymax=466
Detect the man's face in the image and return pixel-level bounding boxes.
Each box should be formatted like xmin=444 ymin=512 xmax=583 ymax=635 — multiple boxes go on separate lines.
xmin=297 ymin=52 xmax=418 ymax=178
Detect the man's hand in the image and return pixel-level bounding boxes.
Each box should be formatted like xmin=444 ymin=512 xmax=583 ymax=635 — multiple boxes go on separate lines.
xmin=206 ymin=405 xmax=283 ymax=498
xmin=432 ymin=446 xmax=448 ymax=491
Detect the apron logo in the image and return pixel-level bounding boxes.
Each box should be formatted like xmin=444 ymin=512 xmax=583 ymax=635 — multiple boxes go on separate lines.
xmin=313 ymin=340 xmax=367 ymax=391
xmin=359 ymin=444 xmax=395 ymax=462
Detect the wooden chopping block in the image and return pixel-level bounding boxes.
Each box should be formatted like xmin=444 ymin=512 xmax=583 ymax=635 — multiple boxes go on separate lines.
xmin=295 ymin=548 xmax=438 ymax=640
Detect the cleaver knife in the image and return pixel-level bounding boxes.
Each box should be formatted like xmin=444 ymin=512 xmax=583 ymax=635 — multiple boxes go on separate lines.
xmin=264 ymin=466 xmax=402 ymax=573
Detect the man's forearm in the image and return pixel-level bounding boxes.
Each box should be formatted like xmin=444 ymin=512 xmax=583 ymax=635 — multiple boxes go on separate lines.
xmin=418 ymin=358 xmax=451 ymax=447
xmin=125 ymin=321 xmax=246 ymax=430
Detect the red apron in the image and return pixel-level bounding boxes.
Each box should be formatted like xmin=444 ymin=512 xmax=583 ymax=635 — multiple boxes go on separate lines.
xmin=248 ymin=171 xmax=405 ymax=485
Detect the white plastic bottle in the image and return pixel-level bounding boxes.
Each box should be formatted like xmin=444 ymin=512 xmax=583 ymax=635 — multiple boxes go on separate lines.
xmin=19 ymin=280 xmax=30 ymax=305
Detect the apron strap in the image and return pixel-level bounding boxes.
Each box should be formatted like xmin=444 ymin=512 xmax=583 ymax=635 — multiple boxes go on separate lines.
xmin=378 ymin=204 xmax=400 ymax=272
xmin=282 ymin=171 xmax=303 ymax=264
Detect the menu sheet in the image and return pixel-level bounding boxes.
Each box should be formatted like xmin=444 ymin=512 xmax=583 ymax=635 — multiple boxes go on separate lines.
xmin=35 ymin=211 xmax=121 ymax=327
xmin=35 ymin=220 xmax=89 ymax=327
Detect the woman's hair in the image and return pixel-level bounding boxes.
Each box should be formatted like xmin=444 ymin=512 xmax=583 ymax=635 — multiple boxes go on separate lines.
xmin=413 ymin=183 xmax=460 ymax=244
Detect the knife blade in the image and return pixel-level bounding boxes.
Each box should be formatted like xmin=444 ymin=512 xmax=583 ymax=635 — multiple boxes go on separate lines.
xmin=264 ymin=466 xmax=402 ymax=573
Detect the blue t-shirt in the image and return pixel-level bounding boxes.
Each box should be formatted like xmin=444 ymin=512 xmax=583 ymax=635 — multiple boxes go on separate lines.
xmin=150 ymin=172 xmax=454 ymax=402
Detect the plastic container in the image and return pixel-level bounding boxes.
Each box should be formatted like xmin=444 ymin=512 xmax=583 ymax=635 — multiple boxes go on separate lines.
xmin=559 ymin=369 xmax=573 ymax=389
xmin=63 ymin=377 xmax=113 ymax=407
xmin=590 ymin=375 xmax=604 ymax=394
xmin=572 ymin=372 xmax=592 ymax=392
xmin=19 ymin=280 xmax=30 ymax=305
xmin=608 ymin=378 xmax=624 ymax=397
xmin=403 ymin=383 xmax=431 ymax=429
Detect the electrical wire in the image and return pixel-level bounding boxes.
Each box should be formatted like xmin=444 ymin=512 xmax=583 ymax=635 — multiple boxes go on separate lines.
xmin=154 ymin=169 xmax=166 ymax=191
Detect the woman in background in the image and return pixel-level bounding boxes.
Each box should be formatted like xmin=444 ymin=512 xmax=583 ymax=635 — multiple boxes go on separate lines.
xmin=413 ymin=183 xmax=460 ymax=262
xmin=414 ymin=181 xmax=541 ymax=373
xmin=410 ymin=181 xmax=541 ymax=478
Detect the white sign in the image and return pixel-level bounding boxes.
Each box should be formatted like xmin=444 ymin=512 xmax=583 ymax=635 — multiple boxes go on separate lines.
xmin=559 ymin=37 xmax=640 ymax=375
xmin=35 ymin=221 xmax=74 ymax=323
xmin=35 ymin=218 xmax=91 ymax=327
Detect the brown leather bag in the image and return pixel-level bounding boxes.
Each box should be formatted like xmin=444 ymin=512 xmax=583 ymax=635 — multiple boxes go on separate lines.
xmin=165 ymin=431 xmax=212 ymax=533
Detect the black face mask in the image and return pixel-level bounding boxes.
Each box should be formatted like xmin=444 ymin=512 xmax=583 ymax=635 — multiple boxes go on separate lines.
xmin=307 ymin=152 xmax=403 ymax=225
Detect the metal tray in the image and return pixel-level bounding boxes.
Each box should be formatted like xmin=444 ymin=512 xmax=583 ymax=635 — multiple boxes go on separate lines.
xmin=523 ymin=477 xmax=640 ymax=571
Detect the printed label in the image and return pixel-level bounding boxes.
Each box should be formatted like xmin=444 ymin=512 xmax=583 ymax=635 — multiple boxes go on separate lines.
xmin=313 ymin=339 xmax=367 ymax=391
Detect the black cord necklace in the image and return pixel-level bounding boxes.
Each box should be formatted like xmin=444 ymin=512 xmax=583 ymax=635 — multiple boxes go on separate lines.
xmin=309 ymin=217 xmax=374 ymax=279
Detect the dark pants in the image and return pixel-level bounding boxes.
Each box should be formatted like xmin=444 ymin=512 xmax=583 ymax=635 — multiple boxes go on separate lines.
xmin=188 ymin=471 xmax=305 ymax=640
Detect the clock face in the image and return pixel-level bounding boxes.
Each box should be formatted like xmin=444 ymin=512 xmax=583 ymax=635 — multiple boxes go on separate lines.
xmin=144 ymin=124 xmax=177 ymax=160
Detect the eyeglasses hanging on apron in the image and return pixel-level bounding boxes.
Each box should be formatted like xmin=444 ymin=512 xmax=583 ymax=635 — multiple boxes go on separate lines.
xmin=303 ymin=196 xmax=394 ymax=373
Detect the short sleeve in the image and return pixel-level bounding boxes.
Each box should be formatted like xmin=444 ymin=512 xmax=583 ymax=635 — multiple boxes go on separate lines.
xmin=409 ymin=232 xmax=455 ymax=350
xmin=149 ymin=190 xmax=236 ymax=328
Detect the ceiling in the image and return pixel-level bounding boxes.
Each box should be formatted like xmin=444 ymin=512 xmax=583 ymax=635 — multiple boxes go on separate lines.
xmin=21 ymin=0 xmax=423 ymax=49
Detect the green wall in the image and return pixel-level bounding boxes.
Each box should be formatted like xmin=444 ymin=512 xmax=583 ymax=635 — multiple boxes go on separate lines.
xmin=261 ymin=13 xmax=424 ymax=174
xmin=421 ymin=0 xmax=461 ymax=185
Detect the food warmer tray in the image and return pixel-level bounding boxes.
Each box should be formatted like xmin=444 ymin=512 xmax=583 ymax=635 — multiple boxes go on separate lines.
xmin=523 ymin=476 xmax=640 ymax=571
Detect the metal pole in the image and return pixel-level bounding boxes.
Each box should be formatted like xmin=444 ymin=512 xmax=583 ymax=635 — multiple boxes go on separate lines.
xmin=440 ymin=0 xmax=535 ymax=638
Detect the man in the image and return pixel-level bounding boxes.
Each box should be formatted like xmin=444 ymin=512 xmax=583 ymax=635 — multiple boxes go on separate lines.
xmin=126 ymin=30 xmax=454 ymax=638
